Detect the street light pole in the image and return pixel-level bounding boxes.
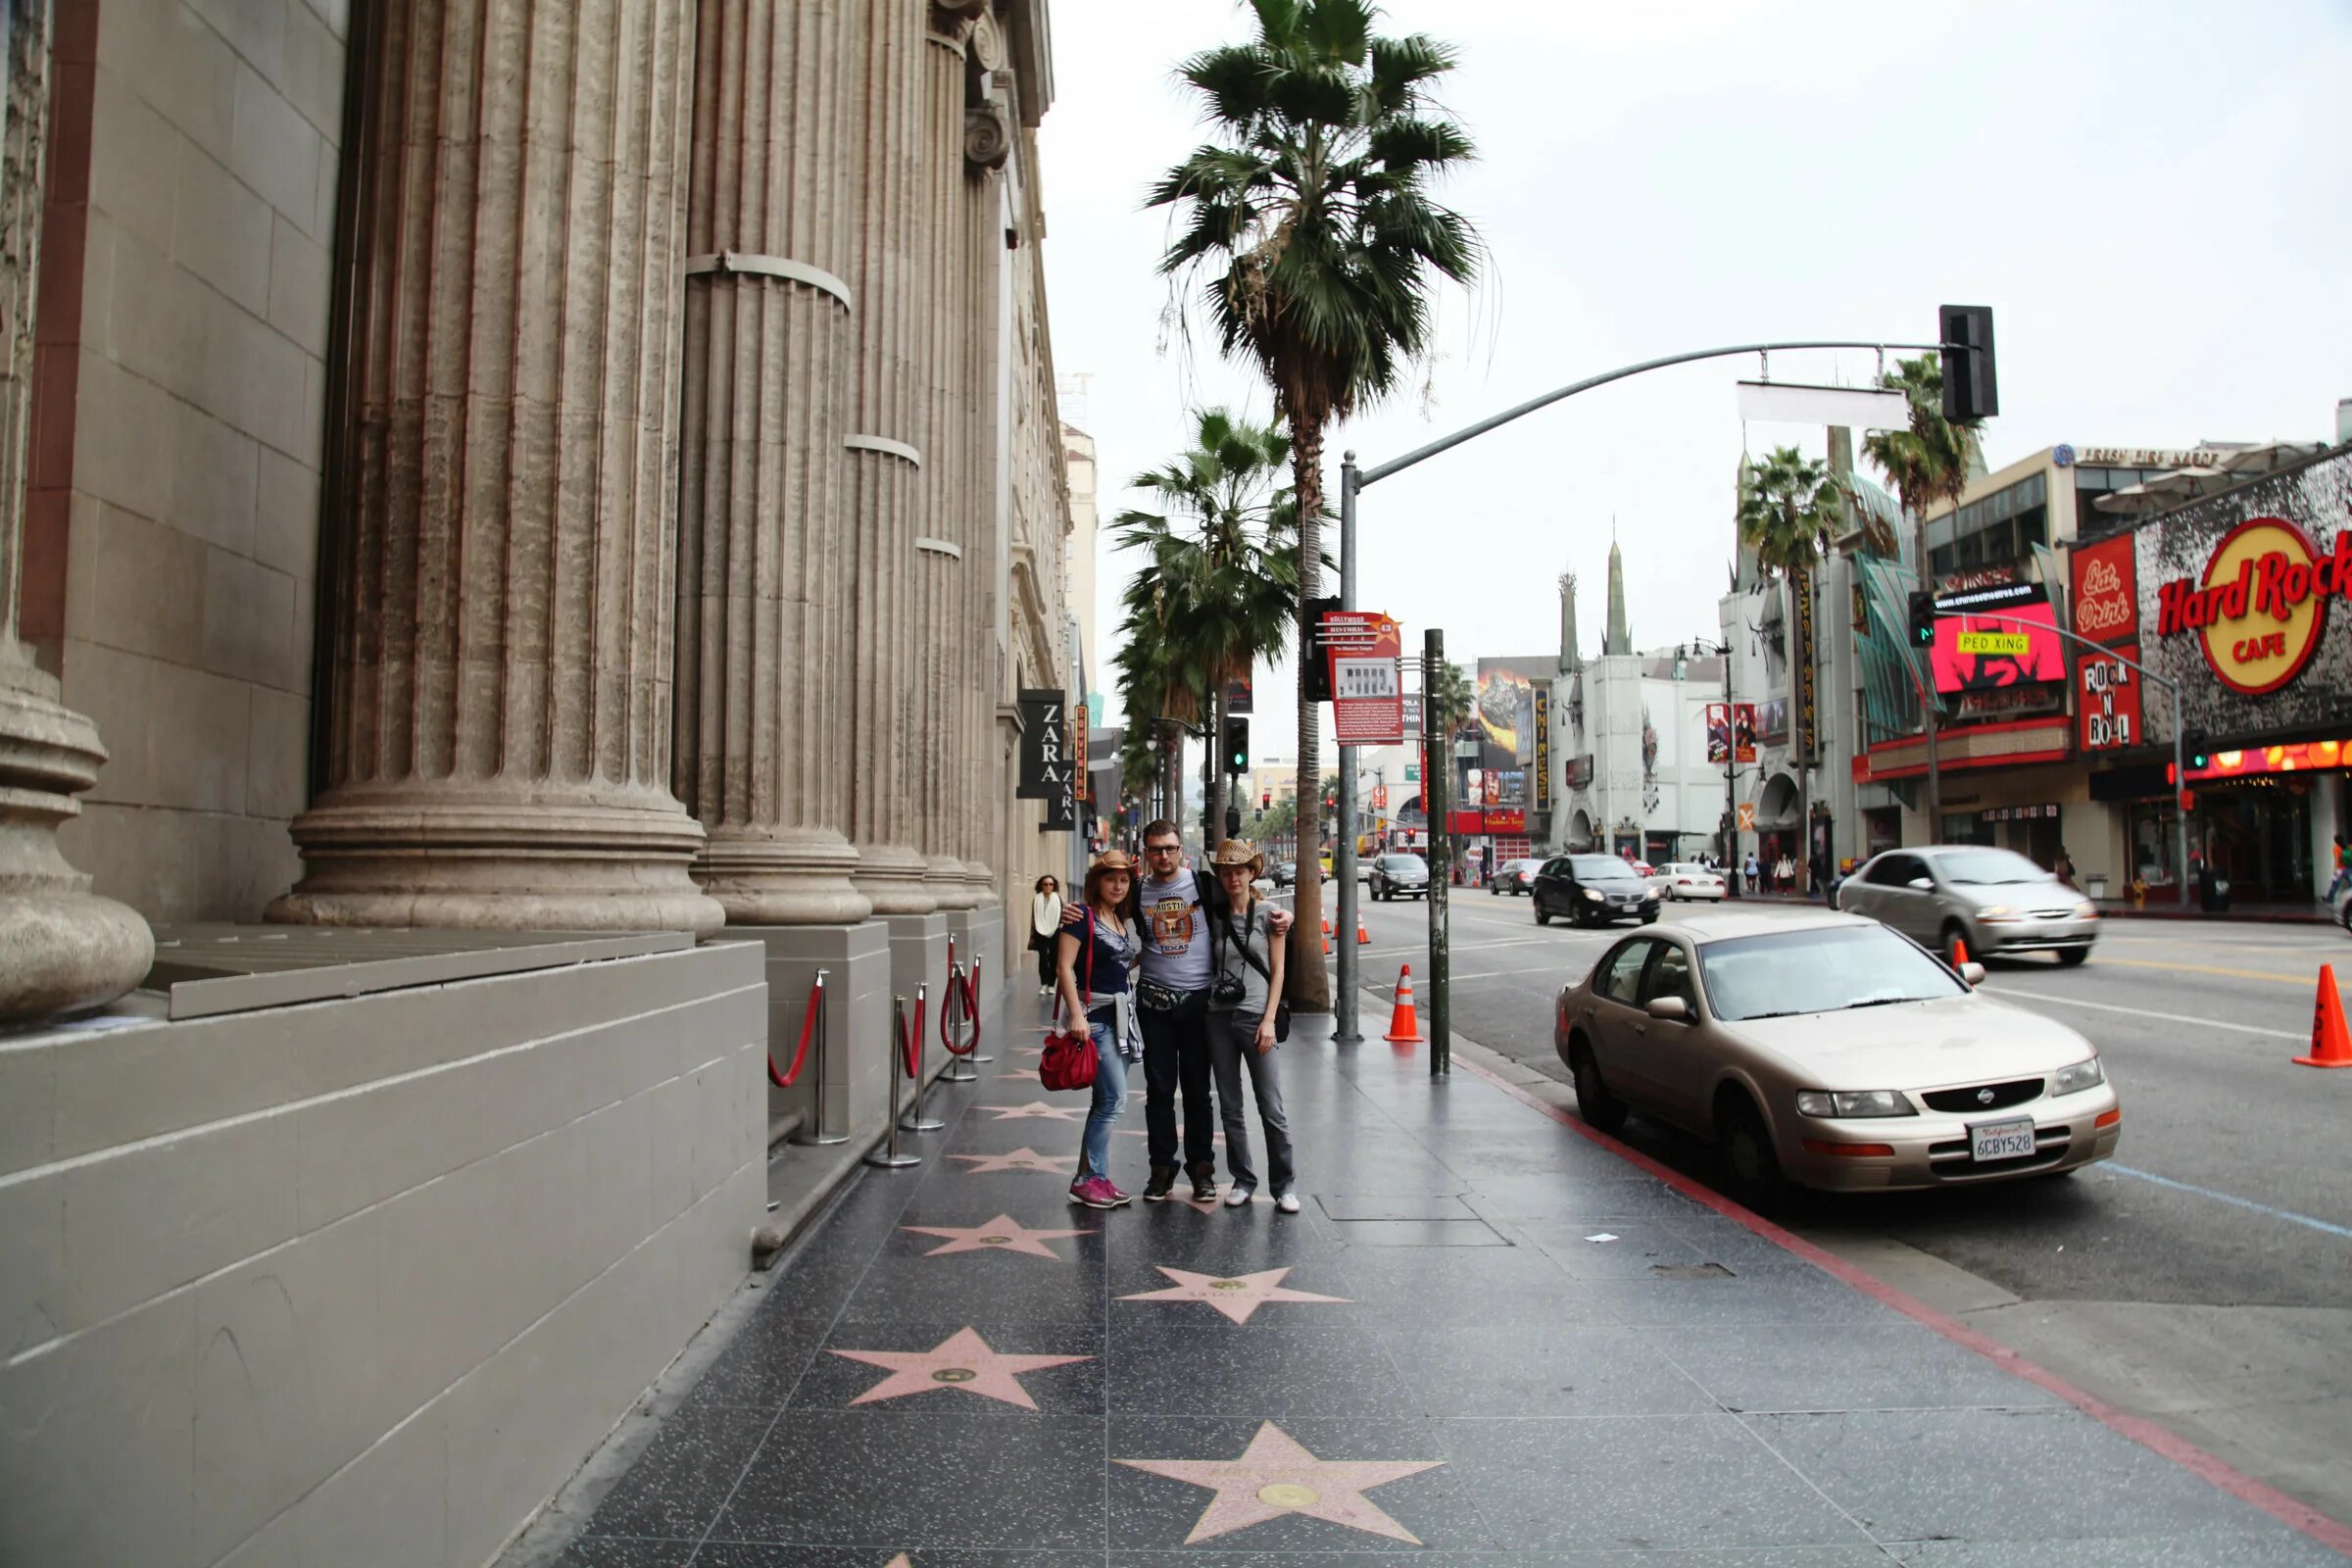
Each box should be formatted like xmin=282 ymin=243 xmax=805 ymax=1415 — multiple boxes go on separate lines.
xmin=1424 ymin=627 xmax=1449 ymax=1076
xmin=1335 ymin=455 xmax=1362 ymax=1044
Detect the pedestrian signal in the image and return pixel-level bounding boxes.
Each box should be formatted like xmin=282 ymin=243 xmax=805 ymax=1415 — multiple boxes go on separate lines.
xmin=1907 ymin=590 xmax=1936 ymax=648
xmin=2181 ymin=728 xmax=2209 ymax=771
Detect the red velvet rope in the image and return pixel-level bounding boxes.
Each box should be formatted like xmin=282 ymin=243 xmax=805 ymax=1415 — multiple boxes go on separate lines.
xmin=767 ymin=975 xmax=823 ymax=1088
xmin=941 ymin=957 xmax=984 ymax=1056
xmin=961 ymin=959 xmax=982 ymax=1056
xmin=899 ymin=993 xmax=925 ymax=1079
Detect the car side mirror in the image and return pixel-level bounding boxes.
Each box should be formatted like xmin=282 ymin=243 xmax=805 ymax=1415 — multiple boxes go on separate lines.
xmin=1959 ymin=961 xmax=1985 ymax=987
xmin=1907 ymin=877 xmax=1935 ymax=892
xmin=1644 ymin=996 xmax=1690 ymax=1022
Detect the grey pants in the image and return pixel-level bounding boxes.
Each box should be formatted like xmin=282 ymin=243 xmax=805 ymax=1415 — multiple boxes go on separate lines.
xmin=1208 ymin=1010 xmax=1293 ymax=1195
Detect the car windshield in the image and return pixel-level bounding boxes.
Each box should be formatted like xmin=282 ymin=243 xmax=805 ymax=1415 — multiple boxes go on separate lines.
xmin=1931 ymin=848 xmax=2052 ymax=886
xmin=1569 ymin=857 xmax=1642 ymax=882
xmin=1697 ymin=925 xmax=1967 ymax=1021
xmin=1386 ymin=856 xmax=1427 ymax=872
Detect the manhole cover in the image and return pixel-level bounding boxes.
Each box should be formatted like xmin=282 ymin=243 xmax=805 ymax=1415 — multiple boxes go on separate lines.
xmin=1649 ymin=1262 xmax=1737 ymax=1280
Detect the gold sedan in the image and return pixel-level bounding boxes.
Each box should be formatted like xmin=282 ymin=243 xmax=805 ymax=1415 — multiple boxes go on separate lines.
xmin=1551 ymin=910 xmax=2122 ymax=1209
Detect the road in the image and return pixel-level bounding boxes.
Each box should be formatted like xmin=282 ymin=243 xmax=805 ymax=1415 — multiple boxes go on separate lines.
xmin=1321 ymin=880 xmax=2352 ymax=1529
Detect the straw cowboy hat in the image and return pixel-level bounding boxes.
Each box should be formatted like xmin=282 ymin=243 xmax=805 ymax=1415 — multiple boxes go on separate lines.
xmin=1088 ymin=849 xmax=1137 ymax=874
xmin=1208 ymin=839 xmax=1264 ymax=873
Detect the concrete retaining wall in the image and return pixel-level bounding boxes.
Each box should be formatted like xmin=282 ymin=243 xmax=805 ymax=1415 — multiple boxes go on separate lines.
xmin=0 ymin=941 xmax=768 ymax=1568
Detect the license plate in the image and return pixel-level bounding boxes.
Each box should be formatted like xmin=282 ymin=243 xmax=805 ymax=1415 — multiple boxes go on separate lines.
xmin=1969 ymin=1116 xmax=2035 ymax=1162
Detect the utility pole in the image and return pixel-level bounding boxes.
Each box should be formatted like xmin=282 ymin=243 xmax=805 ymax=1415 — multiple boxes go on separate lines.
xmin=1916 ymin=514 xmax=1944 ymax=837
xmin=1334 ymin=456 xmax=1362 ymax=1044
xmin=1423 ymin=628 xmax=1449 ymax=1075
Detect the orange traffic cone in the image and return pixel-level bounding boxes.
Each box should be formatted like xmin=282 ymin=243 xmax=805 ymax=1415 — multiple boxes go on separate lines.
xmin=1384 ymin=964 xmax=1424 ymax=1044
xmin=2294 ymin=964 xmax=2352 ymax=1067
xmin=1357 ymin=914 xmax=1371 ymax=944
xmin=1949 ymin=934 xmax=1971 ymax=969
xmin=1321 ymin=923 xmax=1332 ymax=956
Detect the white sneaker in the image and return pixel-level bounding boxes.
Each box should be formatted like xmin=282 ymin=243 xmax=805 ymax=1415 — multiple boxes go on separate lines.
xmin=1275 ymin=1192 xmax=1301 ymax=1214
xmin=1223 ymin=1185 xmax=1255 ymax=1207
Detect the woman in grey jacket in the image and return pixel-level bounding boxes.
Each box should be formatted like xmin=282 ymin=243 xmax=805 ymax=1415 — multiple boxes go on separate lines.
xmin=1204 ymin=839 xmax=1296 ymax=1212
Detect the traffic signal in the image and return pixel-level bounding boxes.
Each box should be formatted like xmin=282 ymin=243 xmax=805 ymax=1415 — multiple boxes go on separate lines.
xmin=1222 ymin=715 xmax=1250 ymax=775
xmin=1225 ymin=806 xmax=1242 ymax=838
xmin=1261 ymin=790 xmax=1271 ymax=810
xmin=1938 ymin=305 xmax=1998 ymax=422
xmin=2181 ymin=727 xmax=2209 ymax=771
xmin=1299 ymin=597 xmax=1341 ymax=703
xmin=1907 ymin=590 xmax=1936 ymax=648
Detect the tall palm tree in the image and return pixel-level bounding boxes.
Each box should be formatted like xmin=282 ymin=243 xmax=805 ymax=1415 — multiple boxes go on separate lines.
xmin=1151 ymin=0 xmax=1483 ymax=1007
xmin=1113 ymin=410 xmax=1311 ymax=852
xmin=1739 ymin=446 xmax=1843 ymax=890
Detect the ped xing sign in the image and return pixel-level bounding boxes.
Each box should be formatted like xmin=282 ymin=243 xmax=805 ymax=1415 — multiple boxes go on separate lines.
xmin=1324 ymin=610 xmax=1403 ymax=743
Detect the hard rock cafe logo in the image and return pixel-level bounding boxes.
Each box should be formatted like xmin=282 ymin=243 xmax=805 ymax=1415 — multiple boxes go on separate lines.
xmin=2154 ymin=516 xmax=2347 ymax=697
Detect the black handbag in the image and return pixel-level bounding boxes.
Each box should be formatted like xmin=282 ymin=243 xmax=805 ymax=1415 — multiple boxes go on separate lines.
xmin=1216 ymin=904 xmax=1291 ymax=1043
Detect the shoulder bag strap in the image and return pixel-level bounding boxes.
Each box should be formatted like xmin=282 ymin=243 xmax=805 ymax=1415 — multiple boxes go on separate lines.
xmin=1219 ymin=903 xmax=1276 ymax=986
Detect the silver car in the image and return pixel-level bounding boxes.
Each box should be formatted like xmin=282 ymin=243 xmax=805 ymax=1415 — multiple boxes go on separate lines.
xmin=1370 ymin=852 xmax=1430 ymax=901
xmin=1838 ymin=846 xmax=2098 ymax=966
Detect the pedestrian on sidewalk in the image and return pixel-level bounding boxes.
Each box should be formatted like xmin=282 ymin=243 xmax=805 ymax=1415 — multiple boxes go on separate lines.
xmin=1744 ymin=851 xmax=1760 ymax=893
xmin=1205 ymin=840 xmax=1298 ymax=1214
xmin=2326 ymin=835 xmax=2347 ymax=904
xmin=1029 ymin=874 xmax=1064 ymax=994
xmin=1055 ymin=851 xmax=1142 ymax=1210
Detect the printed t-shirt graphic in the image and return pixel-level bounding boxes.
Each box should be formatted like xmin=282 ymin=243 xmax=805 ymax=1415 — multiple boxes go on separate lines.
xmin=1139 ymin=868 xmax=1213 ymax=990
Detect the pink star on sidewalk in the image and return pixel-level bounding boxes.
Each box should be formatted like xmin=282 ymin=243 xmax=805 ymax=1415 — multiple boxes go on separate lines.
xmin=831 ymin=1327 xmax=1089 ymax=1410
xmin=1118 ymin=1420 xmax=1444 ymax=1544
xmin=902 ymin=1212 xmax=1092 ymax=1259
xmin=975 ymin=1101 xmax=1086 ymax=1121
xmin=948 ymin=1147 xmax=1068 ymax=1175
xmin=998 ymin=1067 xmax=1042 ymax=1083
xmin=1118 ymin=1265 xmax=1348 ymax=1324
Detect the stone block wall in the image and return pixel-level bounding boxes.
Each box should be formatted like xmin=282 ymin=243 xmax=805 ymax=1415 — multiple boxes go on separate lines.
xmin=0 ymin=941 xmax=767 ymax=1568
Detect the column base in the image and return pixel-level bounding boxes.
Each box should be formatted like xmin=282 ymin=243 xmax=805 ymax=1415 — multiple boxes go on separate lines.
xmin=925 ymin=856 xmax=979 ymax=909
xmin=724 ymin=920 xmax=890 ymax=1147
xmin=852 ymin=842 xmax=937 ymax=914
xmin=695 ymin=827 xmax=873 ymax=925
xmin=0 ymin=659 xmax=157 ymax=1021
xmin=881 ymin=910 xmax=949 ymax=1013
xmin=268 ymin=783 xmax=725 ymax=936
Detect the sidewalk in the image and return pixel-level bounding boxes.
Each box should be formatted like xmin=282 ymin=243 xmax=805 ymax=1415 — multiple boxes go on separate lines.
xmin=515 ymin=998 xmax=2351 ymax=1565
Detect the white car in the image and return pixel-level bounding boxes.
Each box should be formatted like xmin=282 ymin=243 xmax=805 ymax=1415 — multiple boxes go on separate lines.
xmin=1659 ymin=861 xmax=1727 ymax=901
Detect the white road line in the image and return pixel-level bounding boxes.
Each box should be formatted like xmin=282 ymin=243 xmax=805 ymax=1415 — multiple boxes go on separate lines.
xmin=1984 ymin=985 xmax=2303 ymax=1041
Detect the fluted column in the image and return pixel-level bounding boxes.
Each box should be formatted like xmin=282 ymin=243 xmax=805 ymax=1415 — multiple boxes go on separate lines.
xmin=670 ymin=0 xmax=870 ymax=925
xmin=0 ymin=0 xmax=153 ymax=1019
xmin=957 ymin=16 xmax=1011 ymax=906
xmin=843 ymin=0 xmax=934 ymax=913
xmin=271 ymin=0 xmax=723 ymax=935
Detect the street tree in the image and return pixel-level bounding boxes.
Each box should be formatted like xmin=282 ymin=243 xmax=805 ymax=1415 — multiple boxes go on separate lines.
xmin=1150 ymin=0 xmax=1483 ymax=1007
xmin=1738 ymin=446 xmax=1844 ymax=887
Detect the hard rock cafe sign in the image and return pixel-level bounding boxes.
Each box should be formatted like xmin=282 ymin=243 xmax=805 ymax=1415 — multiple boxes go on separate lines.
xmin=2153 ymin=516 xmax=2348 ymax=697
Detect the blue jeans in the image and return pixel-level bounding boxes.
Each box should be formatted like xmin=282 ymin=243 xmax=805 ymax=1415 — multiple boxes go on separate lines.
xmin=1077 ymin=1017 xmax=1129 ymax=1182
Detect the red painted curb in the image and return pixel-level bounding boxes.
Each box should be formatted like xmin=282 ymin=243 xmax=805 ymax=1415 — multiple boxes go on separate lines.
xmin=1453 ymin=1054 xmax=2352 ymax=1557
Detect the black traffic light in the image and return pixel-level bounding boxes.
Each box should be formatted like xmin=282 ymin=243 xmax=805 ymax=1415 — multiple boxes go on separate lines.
xmin=1222 ymin=715 xmax=1250 ymax=775
xmin=1907 ymin=590 xmax=1937 ymax=648
xmin=1938 ymin=305 xmax=1998 ymax=422
xmin=1261 ymin=790 xmax=1272 ymax=810
xmin=2181 ymin=727 xmax=2209 ymax=772
xmin=1225 ymin=806 xmax=1242 ymax=838
xmin=1299 ymin=597 xmax=1341 ymax=704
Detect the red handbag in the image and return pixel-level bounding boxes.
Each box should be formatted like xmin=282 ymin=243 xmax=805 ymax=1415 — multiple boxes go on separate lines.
xmin=1040 ymin=909 xmax=1099 ymax=1092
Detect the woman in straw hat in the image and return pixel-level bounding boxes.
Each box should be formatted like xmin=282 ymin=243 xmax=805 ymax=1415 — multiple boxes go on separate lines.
xmin=1055 ymin=850 xmax=1144 ymax=1208
xmin=1204 ymin=839 xmax=1297 ymax=1212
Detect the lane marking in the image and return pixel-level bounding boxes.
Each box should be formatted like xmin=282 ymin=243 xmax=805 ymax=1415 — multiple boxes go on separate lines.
xmin=1446 ymin=1047 xmax=2352 ymax=1555
xmin=2102 ymin=1163 xmax=2352 ymax=1242
xmin=2088 ymin=956 xmax=2343 ymax=988
xmin=1982 ymin=987 xmax=2303 ymax=1041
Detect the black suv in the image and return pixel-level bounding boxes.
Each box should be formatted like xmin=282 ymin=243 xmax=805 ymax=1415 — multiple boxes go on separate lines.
xmin=1532 ymin=854 xmax=1660 ymax=927
xmin=1369 ymin=852 xmax=1431 ymax=901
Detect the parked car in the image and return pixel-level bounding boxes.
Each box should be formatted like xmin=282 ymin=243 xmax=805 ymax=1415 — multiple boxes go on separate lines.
xmin=1658 ymin=861 xmax=1727 ymax=901
xmin=1270 ymin=859 xmax=1297 ymax=889
xmin=1838 ymin=846 xmax=2098 ymax=965
xmin=1370 ymin=852 xmax=1431 ymax=901
xmin=1531 ymin=855 xmax=1661 ymax=927
xmin=1552 ymin=910 xmax=2121 ymax=1207
xmin=1489 ymin=858 xmax=1538 ymax=896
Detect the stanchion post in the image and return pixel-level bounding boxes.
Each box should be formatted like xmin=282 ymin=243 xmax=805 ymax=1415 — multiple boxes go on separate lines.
xmin=900 ymin=981 xmax=945 ymax=1132
xmin=864 ymin=994 xmax=921 ymax=1168
xmin=793 ymin=969 xmax=848 ymax=1145
xmin=966 ymin=956 xmax=991 ymax=1062
xmin=942 ymin=960 xmax=979 ymax=1083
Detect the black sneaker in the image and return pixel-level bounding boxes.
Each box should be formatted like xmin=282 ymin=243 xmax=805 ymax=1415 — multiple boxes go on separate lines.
xmin=1190 ymin=1171 xmax=1219 ymax=1203
xmin=1142 ymin=1168 xmax=1177 ymax=1202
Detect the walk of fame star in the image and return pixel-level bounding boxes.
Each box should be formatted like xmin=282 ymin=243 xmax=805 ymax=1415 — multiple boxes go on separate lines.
xmin=997 ymin=1067 xmax=1042 ymax=1083
xmin=1117 ymin=1265 xmax=1348 ymax=1323
xmin=902 ymin=1212 xmax=1091 ymax=1258
xmin=947 ymin=1147 xmax=1067 ymax=1175
xmin=974 ymin=1101 xmax=1086 ymax=1121
xmin=1118 ymin=1420 xmax=1444 ymax=1544
xmin=831 ymin=1327 xmax=1089 ymax=1409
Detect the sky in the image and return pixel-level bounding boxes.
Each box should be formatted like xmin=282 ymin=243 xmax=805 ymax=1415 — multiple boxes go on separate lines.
xmin=1034 ymin=0 xmax=2352 ymax=770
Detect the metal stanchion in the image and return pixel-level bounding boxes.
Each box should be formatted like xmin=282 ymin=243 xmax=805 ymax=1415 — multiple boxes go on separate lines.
xmin=899 ymin=981 xmax=945 ymax=1132
xmin=964 ymin=956 xmax=992 ymax=1062
xmin=863 ymin=994 xmax=922 ymax=1169
xmin=791 ymin=969 xmax=847 ymax=1146
xmin=941 ymin=960 xmax=979 ymax=1083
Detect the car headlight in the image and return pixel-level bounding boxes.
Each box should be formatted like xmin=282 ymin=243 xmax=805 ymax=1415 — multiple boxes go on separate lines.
xmin=1582 ymin=888 xmax=1603 ymax=901
xmin=2074 ymin=901 xmax=2097 ymax=920
xmin=1977 ymin=904 xmax=2019 ymax=923
xmin=2049 ymin=1056 xmax=2104 ymax=1096
xmin=1795 ymin=1089 xmax=1917 ymax=1118
xmin=1642 ymin=889 xmax=1659 ymax=902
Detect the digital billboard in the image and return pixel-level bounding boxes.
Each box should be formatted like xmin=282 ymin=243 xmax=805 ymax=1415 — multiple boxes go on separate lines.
xmin=1931 ymin=582 xmax=2064 ymax=694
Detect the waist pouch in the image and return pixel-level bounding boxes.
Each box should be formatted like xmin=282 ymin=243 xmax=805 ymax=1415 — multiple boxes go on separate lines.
xmin=1135 ymin=980 xmax=1205 ymax=1016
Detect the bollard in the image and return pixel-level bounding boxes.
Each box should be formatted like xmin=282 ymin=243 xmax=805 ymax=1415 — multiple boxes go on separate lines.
xmin=900 ymin=981 xmax=946 ymax=1132
xmin=791 ymin=970 xmax=848 ymax=1146
xmin=941 ymin=960 xmax=979 ymax=1083
xmin=964 ymin=956 xmax=992 ymax=1063
xmin=863 ymin=994 xmax=922 ymax=1169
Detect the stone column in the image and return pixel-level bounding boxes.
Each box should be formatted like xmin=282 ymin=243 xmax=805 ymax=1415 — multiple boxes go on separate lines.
xmin=671 ymin=0 xmax=869 ymax=926
xmin=0 ymin=0 xmax=153 ymax=1020
xmin=843 ymin=0 xmax=935 ymax=914
xmin=271 ymin=0 xmax=723 ymax=935
xmin=958 ymin=25 xmax=1012 ymax=909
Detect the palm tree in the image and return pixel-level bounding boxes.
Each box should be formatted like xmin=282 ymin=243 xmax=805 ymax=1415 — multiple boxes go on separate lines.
xmin=1739 ymin=446 xmax=1844 ymax=891
xmin=1113 ymin=410 xmax=1311 ymax=852
xmin=1151 ymin=0 xmax=1483 ymax=1007
xmin=1423 ymin=656 xmax=1473 ymax=737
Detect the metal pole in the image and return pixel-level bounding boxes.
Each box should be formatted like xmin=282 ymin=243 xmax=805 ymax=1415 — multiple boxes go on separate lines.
xmin=1722 ymin=646 xmax=1737 ymax=881
xmin=2174 ymin=687 xmax=2191 ymax=910
xmin=793 ymin=969 xmax=848 ymax=1145
xmin=1334 ymin=455 xmax=1362 ymax=1044
xmin=900 ymin=981 xmax=943 ymax=1132
xmin=864 ymin=995 xmax=921 ymax=1168
xmin=1424 ymin=628 xmax=1449 ymax=1076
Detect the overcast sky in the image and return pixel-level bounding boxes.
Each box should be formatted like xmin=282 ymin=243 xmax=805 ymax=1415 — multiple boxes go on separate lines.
xmin=1035 ymin=0 xmax=2351 ymax=769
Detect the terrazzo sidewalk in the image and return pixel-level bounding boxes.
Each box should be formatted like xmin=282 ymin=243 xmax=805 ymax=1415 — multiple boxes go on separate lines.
xmin=524 ymin=1001 xmax=2350 ymax=1567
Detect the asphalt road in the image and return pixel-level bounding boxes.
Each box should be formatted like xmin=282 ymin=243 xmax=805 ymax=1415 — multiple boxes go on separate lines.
xmin=1335 ymin=884 xmax=2352 ymax=1309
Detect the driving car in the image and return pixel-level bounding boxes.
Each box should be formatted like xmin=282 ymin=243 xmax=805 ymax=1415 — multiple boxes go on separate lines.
xmin=1270 ymin=859 xmax=1297 ymax=889
xmin=1552 ymin=910 xmax=2121 ymax=1207
xmin=1658 ymin=861 xmax=1727 ymax=901
xmin=1531 ymin=854 xmax=1661 ymax=927
xmin=1370 ymin=851 xmax=1430 ymax=901
xmin=1838 ymin=845 xmax=2098 ymax=965
xmin=1489 ymin=857 xmax=1538 ymax=896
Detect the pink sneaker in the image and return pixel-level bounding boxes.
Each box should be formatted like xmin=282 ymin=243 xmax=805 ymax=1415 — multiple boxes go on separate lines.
xmin=1070 ymin=1177 xmax=1124 ymax=1210
xmin=1101 ymin=1180 xmax=1134 ymax=1206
